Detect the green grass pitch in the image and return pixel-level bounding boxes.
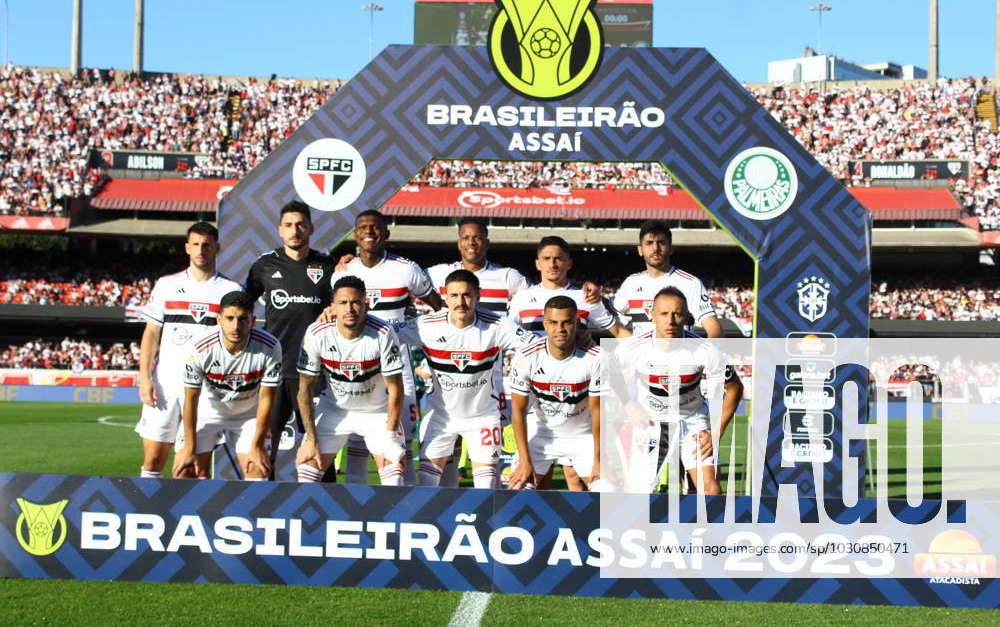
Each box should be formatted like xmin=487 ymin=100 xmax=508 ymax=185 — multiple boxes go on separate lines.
xmin=0 ymin=402 xmax=993 ymax=624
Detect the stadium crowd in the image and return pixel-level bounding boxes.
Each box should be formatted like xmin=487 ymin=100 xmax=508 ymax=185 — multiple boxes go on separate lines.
xmin=5 ymin=249 xmax=1000 ymax=321
xmin=0 ymin=337 xmax=139 ymax=370
xmin=2 ymin=65 xmax=998 ymax=227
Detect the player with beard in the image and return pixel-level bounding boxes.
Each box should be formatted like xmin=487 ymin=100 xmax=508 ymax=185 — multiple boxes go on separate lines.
xmin=330 ymin=209 xmax=443 ymax=485
xmin=613 ymin=220 xmax=722 ymax=338
xmin=295 ymin=276 xmax=406 ymax=486
xmin=135 ymin=222 xmax=241 ymax=479
xmin=244 ymin=201 xmax=336 ymax=478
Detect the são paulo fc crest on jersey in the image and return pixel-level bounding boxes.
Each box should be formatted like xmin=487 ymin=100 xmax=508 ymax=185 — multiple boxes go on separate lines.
xmin=641 ymin=300 xmax=655 ymax=320
xmin=223 ymin=374 xmax=244 ymax=390
xmin=366 ymin=289 xmax=381 ymax=307
xmin=550 ymin=383 xmax=572 ymax=401
xmin=306 ymin=265 xmax=324 ymax=284
xmin=338 ymin=362 xmax=362 ymax=380
xmin=451 ymin=352 xmax=473 ymax=371
xmin=189 ymin=302 xmax=210 ymax=323
xmin=796 ymin=276 xmax=831 ymax=323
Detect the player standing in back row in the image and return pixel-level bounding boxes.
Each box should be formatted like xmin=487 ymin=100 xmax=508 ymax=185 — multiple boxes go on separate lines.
xmin=330 ymin=209 xmax=444 ymax=485
xmin=135 ymin=222 xmax=241 ymax=479
xmin=613 ymin=220 xmax=722 ymax=338
xmin=244 ymin=201 xmax=337 ymax=478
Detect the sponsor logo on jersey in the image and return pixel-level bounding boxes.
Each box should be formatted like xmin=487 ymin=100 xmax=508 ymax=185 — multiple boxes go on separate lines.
xmin=306 ymin=265 xmax=325 ymax=284
xmin=724 ymin=146 xmax=798 ymax=221
xmin=15 ymin=498 xmax=69 ymax=556
xmin=189 ymin=302 xmax=210 ymax=323
xmin=271 ymin=289 xmax=322 ymax=310
xmin=172 ymin=326 xmax=193 ymax=346
xmin=488 ymin=0 xmax=604 ymax=101
xmin=292 ymin=138 xmax=366 ymax=212
xmin=796 ymin=276 xmax=831 ymax=323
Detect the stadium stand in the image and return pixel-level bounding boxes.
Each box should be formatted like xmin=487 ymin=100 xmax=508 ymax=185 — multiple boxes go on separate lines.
xmin=1 ymin=66 xmax=996 ymax=227
xmin=0 ymin=337 xmax=139 ymax=370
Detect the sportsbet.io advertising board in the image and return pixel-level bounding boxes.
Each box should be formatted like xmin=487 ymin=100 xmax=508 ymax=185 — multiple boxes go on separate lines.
xmin=5 ymin=0 xmax=996 ymax=609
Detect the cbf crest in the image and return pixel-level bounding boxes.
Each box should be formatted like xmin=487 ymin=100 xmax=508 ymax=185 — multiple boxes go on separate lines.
xmin=797 ymin=276 xmax=831 ymax=323
xmin=488 ymin=0 xmax=604 ymax=100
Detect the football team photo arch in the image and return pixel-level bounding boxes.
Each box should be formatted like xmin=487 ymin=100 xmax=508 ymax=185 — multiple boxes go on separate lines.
xmin=8 ymin=17 xmax=994 ymax=608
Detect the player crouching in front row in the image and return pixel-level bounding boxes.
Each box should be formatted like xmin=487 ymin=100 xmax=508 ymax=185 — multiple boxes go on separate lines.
xmin=173 ymin=291 xmax=282 ymax=480
xmin=507 ymin=296 xmax=608 ymax=491
xmin=295 ymin=276 xmax=408 ymax=486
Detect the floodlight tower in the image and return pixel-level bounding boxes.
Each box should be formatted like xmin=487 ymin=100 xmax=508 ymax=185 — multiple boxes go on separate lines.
xmin=929 ymin=0 xmax=938 ymax=80
xmin=809 ymin=4 xmax=831 ymax=55
xmin=362 ymin=3 xmax=384 ymax=62
xmin=70 ymin=0 xmax=82 ymax=75
xmin=134 ymin=0 xmax=144 ymax=74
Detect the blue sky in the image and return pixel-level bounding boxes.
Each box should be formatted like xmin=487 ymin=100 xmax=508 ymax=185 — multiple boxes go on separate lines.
xmin=3 ymin=1 xmax=996 ymax=82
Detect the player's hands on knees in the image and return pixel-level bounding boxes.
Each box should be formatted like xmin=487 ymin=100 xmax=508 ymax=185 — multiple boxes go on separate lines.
xmin=296 ymin=436 xmax=322 ymax=468
xmin=335 ymin=254 xmax=354 ymax=272
xmin=694 ymin=429 xmax=713 ymax=460
xmin=382 ymin=429 xmax=406 ymax=464
xmin=246 ymin=445 xmax=272 ymax=478
xmin=508 ymin=462 xmax=534 ymax=490
xmin=139 ymin=378 xmax=157 ymax=407
xmin=172 ymin=449 xmax=197 ymax=478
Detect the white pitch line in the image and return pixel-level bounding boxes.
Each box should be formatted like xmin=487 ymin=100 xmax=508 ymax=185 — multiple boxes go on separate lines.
xmin=447 ymin=591 xmax=491 ymax=627
xmin=97 ymin=415 xmax=138 ymax=428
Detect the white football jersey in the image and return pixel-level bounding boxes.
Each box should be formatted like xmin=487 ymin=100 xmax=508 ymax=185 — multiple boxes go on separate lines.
xmin=183 ymin=328 xmax=282 ymax=419
xmin=612 ymin=267 xmax=715 ymax=335
xmin=427 ymin=260 xmax=529 ymax=314
xmin=507 ymin=283 xmax=617 ymax=336
xmin=394 ymin=308 xmax=534 ymax=422
xmin=298 ymin=315 xmax=403 ymax=413
xmin=509 ymin=338 xmax=609 ymax=435
xmin=330 ymin=252 xmax=434 ymax=323
xmin=140 ymin=269 xmax=242 ymax=394
xmin=615 ymin=330 xmax=734 ymax=423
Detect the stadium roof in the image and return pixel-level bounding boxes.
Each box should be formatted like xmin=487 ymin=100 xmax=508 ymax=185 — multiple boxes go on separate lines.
xmin=90 ymin=179 xmax=236 ymax=213
xmin=88 ymin=180 xmax=967 ymax=223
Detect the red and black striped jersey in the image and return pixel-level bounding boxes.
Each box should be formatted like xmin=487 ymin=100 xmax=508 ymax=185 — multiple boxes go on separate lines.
xmin=298 ymin=315 xmax=403 ymax=413
xmin=509 ymin=338 xmax=609 ymax=434
xmin=507 ymin=282 xmax=617 ymax=336
xmin=141 ymin=269 xmax=241 ymax=394
xmin=183 ymin=327 xmax=282 ymax=419
xmin=612 ymin=266 xmax=715 ymax=335
xmin=394 ymin=308 xmax=534 ymax=421
xmin=614 ymin=330 xmax=735 ymax=423
xmin=330 ymin=252 xmax=434 ymax=324
xmin=427 ymin=260 xmax=528 ymax=314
